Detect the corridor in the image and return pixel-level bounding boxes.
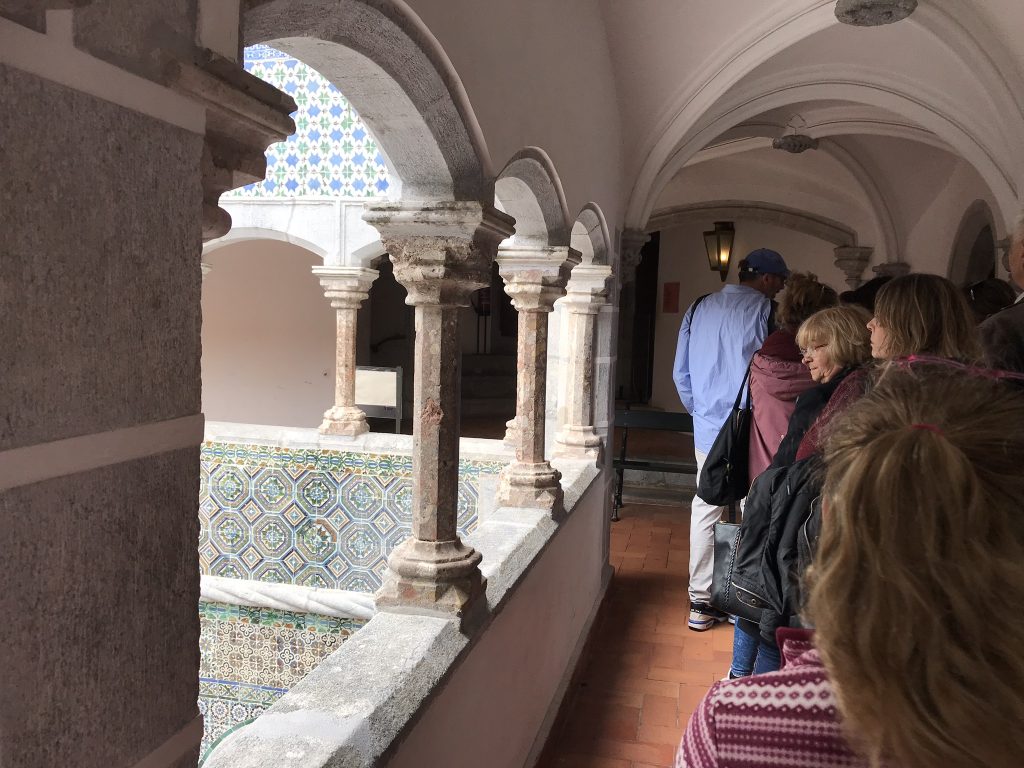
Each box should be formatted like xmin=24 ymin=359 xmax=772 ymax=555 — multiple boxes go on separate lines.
xmin=539 ymin=503 xmax=731 ymax=768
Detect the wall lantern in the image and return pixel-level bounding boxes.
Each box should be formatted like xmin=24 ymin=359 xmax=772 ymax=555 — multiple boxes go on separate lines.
xmin=703 ymin=221 xmax=735 ymax=281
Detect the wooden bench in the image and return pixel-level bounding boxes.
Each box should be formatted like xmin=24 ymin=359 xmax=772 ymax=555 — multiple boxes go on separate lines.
xmin=612 ymin=409 xmax=697 ymax=521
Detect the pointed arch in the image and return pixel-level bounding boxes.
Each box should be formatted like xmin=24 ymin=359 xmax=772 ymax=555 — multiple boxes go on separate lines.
xmin=494 ymin=147 xmax=572 ymax=247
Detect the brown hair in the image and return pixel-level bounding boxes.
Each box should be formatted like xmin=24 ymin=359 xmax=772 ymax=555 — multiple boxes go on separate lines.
xmin=776 ymin=271 xmax=838 ymax=330
xmin=872 ymin=273 xmax=981 ymax=360
xmin=795 ymin=304 xmax=872 ymax=370
xmin=807 ymin=366 xmax=1024 ymax=768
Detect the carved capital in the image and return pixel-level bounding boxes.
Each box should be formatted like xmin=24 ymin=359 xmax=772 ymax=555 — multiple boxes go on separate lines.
xmin=619 ymin=229 xmax=650 ymax=285
xmin=364 ymin=202 xmax=515 ymax=306
xmin=164 ymin=50 xmax=296 ymax=241
xmin=496 ymin=245 xmax=580 ymax=312
xmin=311 ymin=266 xmax=378 ymax=310
xmin=833 ymin=245 xmax=874 ymax=289
xmin=872 ymin=261 xmax=911 ymax=278
xmin=561 ymin=264 xmax=612 ymax=314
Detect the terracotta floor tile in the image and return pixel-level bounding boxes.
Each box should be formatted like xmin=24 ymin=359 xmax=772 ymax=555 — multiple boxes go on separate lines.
xmin=542 ymin=504 xmax=727 ymax=768
xmin=637 ymin=723 xmax=684 ymax=746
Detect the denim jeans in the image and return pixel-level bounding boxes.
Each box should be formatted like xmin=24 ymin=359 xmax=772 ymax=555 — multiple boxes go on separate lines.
xmin=730 ymin=618 xmax=781 ymax=677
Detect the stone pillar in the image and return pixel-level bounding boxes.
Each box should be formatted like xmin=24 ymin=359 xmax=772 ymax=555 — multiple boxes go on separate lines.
xmin=554 ymin=264 xmax=612 ymax=461
xmin=312 ymin=266 xmax=377 ymax=437
xmin=616 ymin=229 xmax=649 ymax=402
xmin=872 ymin=260 xmax=911 ymax=278
xmin=495 ymin=245 xmax=580 ymax=513
xmin=833 ymin=245 xmax=873 ymax=289
xmin=363 ymin=202 xmax=515 ymax=624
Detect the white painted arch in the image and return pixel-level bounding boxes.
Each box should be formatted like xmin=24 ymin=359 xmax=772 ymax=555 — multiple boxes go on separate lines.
xmin=243 ymin=0 xmax=494 ymax=203
xmin=626 ymin=0 xmax=1024 ymax=230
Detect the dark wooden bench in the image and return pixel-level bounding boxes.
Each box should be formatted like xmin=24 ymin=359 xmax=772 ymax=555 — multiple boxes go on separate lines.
xmin=612 ymin=409 xmax=697 ymax=521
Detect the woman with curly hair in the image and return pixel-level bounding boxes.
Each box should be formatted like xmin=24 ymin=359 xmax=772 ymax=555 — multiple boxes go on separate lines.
xmin=678 ymin=365 xmax=1024 ymax=767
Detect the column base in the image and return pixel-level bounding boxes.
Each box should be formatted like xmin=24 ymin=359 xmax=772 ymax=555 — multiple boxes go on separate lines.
xmin=319 ymin=406 xmax=369 ymax=436
xmin=554 ymin=426 xmax=603 ymax=461
xmin=496 ymin=461 xmax=564 ymax=516
xmin=375 ymin=538 xmax=488 ymax=628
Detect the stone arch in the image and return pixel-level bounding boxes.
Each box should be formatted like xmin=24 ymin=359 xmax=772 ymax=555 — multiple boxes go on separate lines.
xmin=638 ymin=75 xmax=1018 ymax=235
xmin=203 ymin=226 xmax=329 ymax=262
xmin=647 ymin=201 xmax=857 ymax=246
xmin=571 ymin=203 xmax=613 ymax=266
xmin=243 ymin=0 xmax=493 ymax=202
xmin=948 ymin=200 xmax=998 ymax=285
xmin=494 ymin=147 xmax=572 ymax=247
xmin=626 ymin=0 xmax=1024 ymax=230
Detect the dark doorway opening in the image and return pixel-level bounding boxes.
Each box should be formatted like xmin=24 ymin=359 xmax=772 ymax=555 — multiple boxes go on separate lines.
xmin=630 ymin=231 xmax=660 ymax=404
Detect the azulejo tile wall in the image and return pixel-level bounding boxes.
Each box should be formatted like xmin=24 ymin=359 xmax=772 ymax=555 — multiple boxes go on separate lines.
xmin=198 ymin=601 xmax=365 ymax=763
xmin=199 ymin=441 xmax=506 ymax=593
xmin=223 ymin=43 xmax=391 ymax=199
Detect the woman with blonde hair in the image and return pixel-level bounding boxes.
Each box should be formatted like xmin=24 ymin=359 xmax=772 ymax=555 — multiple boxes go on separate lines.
xmin=679 ymin=365 xmax=1024 ymax=767
xmin=747 ymin=272 xmax=838 ymax=481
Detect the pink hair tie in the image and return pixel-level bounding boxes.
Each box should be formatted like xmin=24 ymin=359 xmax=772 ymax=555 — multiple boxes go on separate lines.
xmin=910 ymin=423 xmax=944 ymax=435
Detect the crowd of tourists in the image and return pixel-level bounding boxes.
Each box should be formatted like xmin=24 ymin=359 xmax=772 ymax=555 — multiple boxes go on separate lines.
xmin=670 ymin=212 xmax=1024 ymax=766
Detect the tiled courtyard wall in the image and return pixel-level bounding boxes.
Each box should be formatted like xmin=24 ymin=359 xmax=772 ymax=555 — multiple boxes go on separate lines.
xmin=199 ymin=440 xmax=506 ymax=593
xmin=198 ymin=601 xmax=365 ymax=762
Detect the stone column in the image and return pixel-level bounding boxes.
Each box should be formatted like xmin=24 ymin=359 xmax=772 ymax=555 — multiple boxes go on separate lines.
xmin=312 ymin=266 xmax=378 ymax=437
xmin=363 ymin=202 xmax=515 ymax=624
xmin=833 ymin=245 xmax=873 ymax=289
xmin=495 ymin=245 xmax=580 ymax=513
xmin=554 ymin=264 xmax=612 ymax=461
xmin=616 ymin=229 xmax=649 ymax=402
xmin=872 ymin=260 xmax=911 ymax=278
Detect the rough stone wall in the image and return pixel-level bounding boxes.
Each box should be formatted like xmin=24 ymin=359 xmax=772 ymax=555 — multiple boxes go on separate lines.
xmin=0 ymin=9 xmax=205 ymax=767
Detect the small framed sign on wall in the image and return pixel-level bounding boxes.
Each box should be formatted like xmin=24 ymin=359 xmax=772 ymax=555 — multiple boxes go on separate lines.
xmin=662 ymin=282 xmax=680 ymax=313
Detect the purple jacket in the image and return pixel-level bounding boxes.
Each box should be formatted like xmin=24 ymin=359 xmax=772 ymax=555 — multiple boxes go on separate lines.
xmin=748 ymin=331 xmax=814 ymax=481
xmin=676 ymin=629 xmax=871 ymax=767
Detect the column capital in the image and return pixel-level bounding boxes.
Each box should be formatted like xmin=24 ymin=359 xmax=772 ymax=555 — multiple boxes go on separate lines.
xmin=561 ymin=264 xmax=612 ymax=313
xmin=363 ymin=202 xmax=516 ymax=306
xmin=619 ymin=228 xmax=650 ymax=285
xmin=833 ymin=245 xmax=874 ymax=289
xmin=496 ymin=245 xmax=580 ymax=312
xmin=164 ymin=51 xmax=296 ymax=241
xmin=311 ymin=265 xmax=378 ymax=309
xmin=872 ymin=260 xmax=911 ymax=278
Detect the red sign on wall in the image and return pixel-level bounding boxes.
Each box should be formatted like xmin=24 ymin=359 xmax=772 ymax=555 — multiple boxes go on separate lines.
xmin=663 ymin=282 xmax=680 ymax=314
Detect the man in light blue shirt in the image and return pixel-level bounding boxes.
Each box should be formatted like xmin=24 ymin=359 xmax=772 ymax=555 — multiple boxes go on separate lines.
xmin=673 ymin=248 xmax=788 ymax=630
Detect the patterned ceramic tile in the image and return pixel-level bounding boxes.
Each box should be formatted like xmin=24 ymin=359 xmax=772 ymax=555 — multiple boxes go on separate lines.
xmin=197 ymin=601 xmax=365 ymax=762
xmin=199 ymin=442 xmax=506 ymax=592
xmin=223 ymin=44 xmax=391 ymax=199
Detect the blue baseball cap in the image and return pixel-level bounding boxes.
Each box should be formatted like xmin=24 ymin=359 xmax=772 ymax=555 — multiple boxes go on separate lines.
xmin=739 ymin=248 xmax=789 ymax=277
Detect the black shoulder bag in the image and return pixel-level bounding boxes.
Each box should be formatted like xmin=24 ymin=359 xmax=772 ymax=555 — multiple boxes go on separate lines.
xmin=696 ymin=364 xmax=753 ymax=506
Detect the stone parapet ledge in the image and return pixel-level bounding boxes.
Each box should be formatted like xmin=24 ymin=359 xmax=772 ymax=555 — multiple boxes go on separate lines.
xmin=202 ymin=458 xmax=602 ymax=768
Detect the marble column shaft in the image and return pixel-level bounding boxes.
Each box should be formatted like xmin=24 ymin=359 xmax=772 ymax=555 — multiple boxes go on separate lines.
xmin=555 ymin=264 xmax=612 ymax=460
xmin=496 ymin=246 xmax=579 ymax=511
xmin=363 ymin=202 xmax=515 ymax=621
xmin=313 ymin=266 xmax=377 ymax=437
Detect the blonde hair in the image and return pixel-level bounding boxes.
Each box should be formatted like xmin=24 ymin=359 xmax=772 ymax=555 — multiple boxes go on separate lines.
xmin=777 ymin=272 xmax=838 ymax=330
xmin=796 ymin=304 xmax=872 ymax=370
xmin=873 ymin=274 xmax=981 ymax=361
xmin=807 ymin=366 xmax=1024 ymax=768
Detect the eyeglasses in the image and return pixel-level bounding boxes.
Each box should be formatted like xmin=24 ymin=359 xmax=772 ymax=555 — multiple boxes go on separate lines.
xmin=800 ymin=343 xmax=827 ymax=357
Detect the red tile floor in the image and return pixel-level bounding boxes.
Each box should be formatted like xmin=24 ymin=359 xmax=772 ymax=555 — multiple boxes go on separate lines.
xmin=537 ymin=502 xmax=731 ymax=768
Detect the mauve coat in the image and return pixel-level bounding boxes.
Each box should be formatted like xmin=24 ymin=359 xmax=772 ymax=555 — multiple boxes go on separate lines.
xmin=748 ymin=330 xmax=814 ymax=482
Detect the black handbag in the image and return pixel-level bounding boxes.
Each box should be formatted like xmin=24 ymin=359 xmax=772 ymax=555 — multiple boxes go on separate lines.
xmin=696 ymin=365 xmax=753 ymax=506
xmin=710 ymin=507 xmax=762 ymax=622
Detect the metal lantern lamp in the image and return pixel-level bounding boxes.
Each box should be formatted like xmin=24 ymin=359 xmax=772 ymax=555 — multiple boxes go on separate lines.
xmin=703 ymin=221 xmax=735 ymax=281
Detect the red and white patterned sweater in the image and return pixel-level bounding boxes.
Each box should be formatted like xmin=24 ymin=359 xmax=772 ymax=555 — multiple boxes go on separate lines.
xmin=676 ymin=628 xmax=872 ymax=767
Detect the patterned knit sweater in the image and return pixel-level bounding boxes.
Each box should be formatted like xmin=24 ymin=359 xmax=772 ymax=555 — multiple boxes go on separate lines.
xmin=675 ymin=628 xmax=871 ymax=767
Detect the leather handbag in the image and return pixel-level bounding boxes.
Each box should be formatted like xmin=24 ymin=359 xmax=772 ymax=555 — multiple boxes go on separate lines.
xmin=696 ymin=364 xmax=753 ymax=506
xmin=711 ymin=506 xmax=762 ymax=623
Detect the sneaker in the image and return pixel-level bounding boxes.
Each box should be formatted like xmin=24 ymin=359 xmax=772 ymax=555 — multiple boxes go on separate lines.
xmin=688 ymin=602 xmax=729 ymax=632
